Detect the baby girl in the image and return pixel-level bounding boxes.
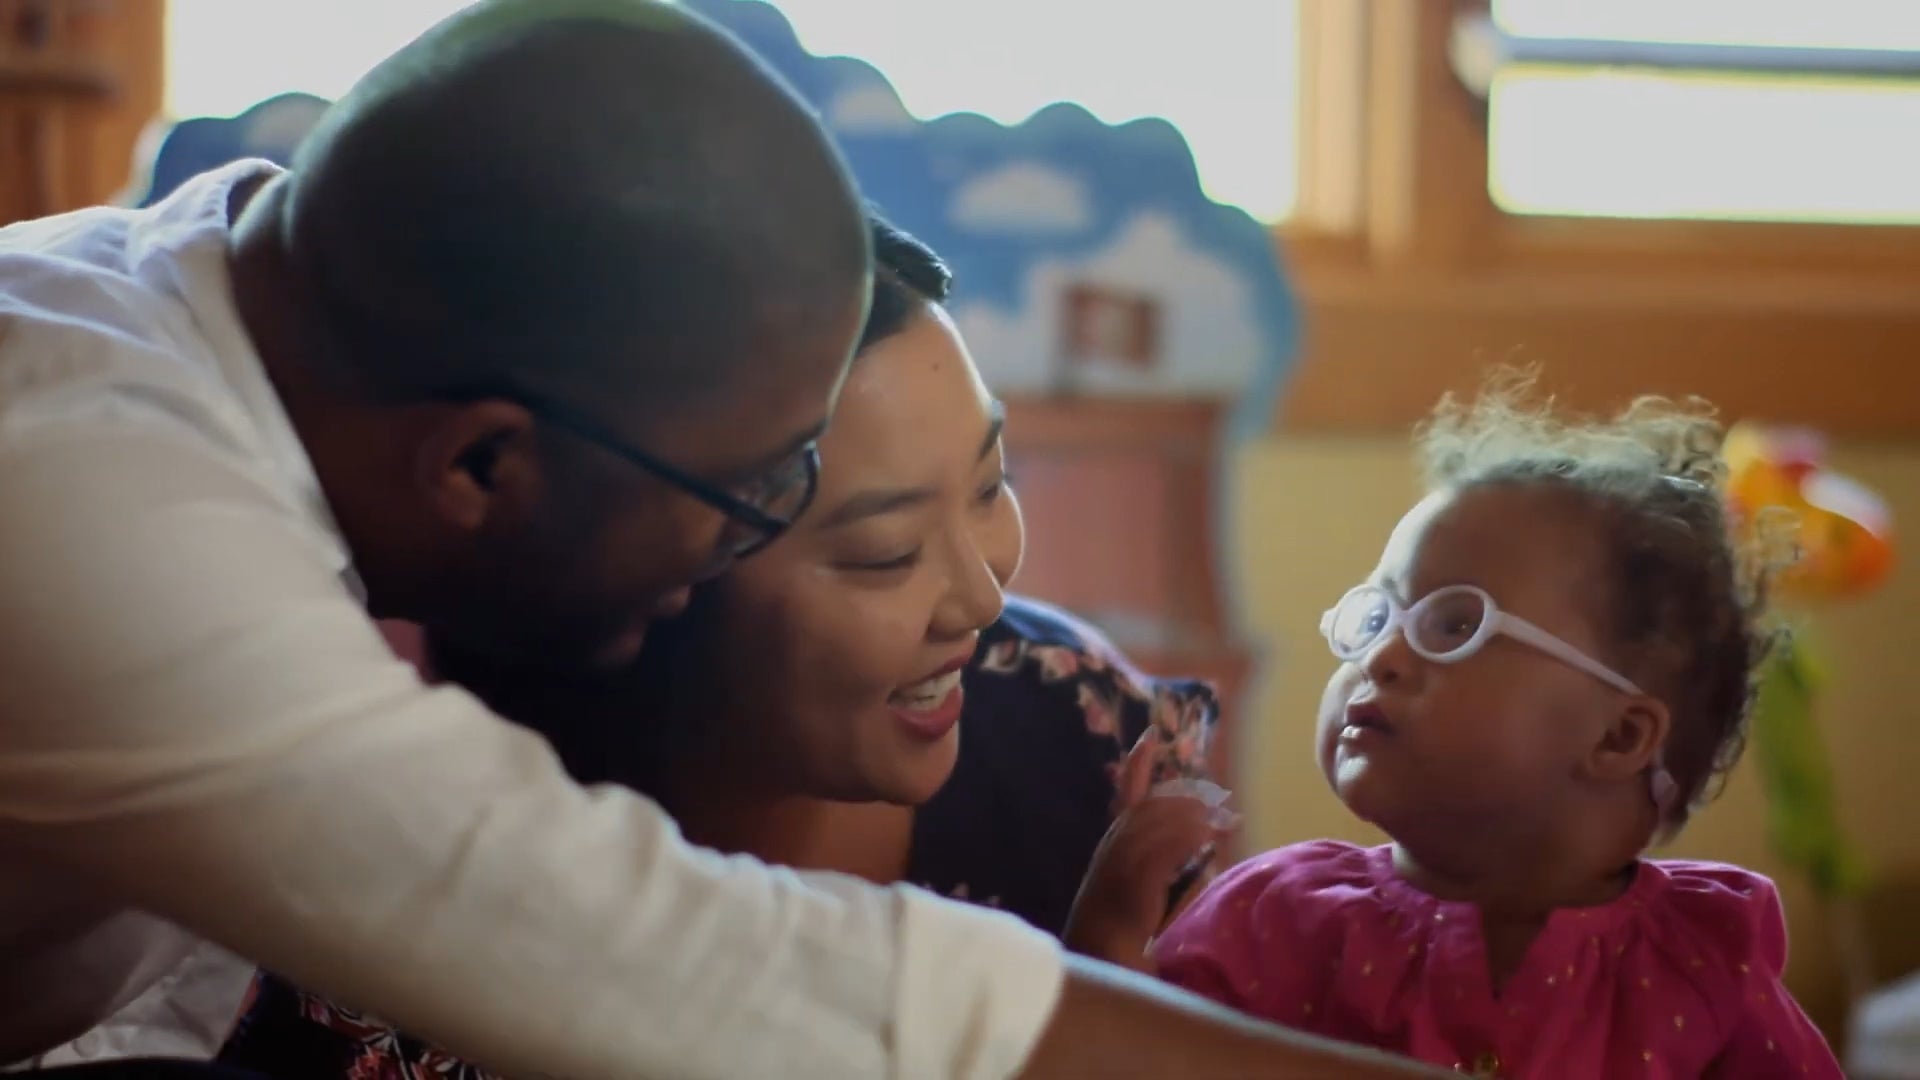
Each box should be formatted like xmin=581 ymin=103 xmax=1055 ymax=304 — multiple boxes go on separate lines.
xmin=1071 ymin=375 xmax=1843 ymax=1078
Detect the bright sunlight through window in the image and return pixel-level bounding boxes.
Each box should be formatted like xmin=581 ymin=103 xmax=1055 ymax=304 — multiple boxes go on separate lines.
xmin=165 ymin=0 xmax=1300 ymax=222
xmin=1486 ymin=0 xmax=1920 ymax=225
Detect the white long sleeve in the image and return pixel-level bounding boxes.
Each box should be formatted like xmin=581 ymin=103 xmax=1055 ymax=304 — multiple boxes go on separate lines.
xmin=0 ymin=163 xmax=1063 ymax=1078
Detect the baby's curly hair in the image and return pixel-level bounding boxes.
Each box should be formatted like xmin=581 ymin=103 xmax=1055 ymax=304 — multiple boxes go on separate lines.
xmin=1414 ymin=368 xmax=1788 ymax=831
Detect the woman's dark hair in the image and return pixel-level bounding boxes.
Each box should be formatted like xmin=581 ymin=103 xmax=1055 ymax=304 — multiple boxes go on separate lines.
xmin=860 ymin=213 xmax=952 ymax=352
xmin=1416 ymin=368 xmax=1787 ymax=833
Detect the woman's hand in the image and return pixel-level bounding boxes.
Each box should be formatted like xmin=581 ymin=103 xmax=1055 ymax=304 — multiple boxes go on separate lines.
xmin=1064 ymin=732 xmax=1237 ymax=971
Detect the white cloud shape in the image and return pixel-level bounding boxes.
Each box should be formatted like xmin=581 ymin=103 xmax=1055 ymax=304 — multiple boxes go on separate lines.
xmin=949 ymin=162 xmax=1094 ymax=236
xmin=951 ymin=211 xmax=1266 ymax=397
xmin=240 ymin=96 xmax=328 ymax=153
xmin=824 ymin=80 xmax=918 ymax=136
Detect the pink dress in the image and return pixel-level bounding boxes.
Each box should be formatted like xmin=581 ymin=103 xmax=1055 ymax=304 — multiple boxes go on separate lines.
xmin=1152 ymin=842 xmax=1841 ymax=1079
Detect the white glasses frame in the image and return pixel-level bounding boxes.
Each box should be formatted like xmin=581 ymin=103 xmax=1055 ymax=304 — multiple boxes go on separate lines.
xmin=1320 ymin=584 xmax=1644 ymax=696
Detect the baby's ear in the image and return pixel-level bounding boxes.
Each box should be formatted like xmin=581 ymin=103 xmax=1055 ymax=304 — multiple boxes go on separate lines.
xmin=1585 ymin=695 xmax=1670 ymax=784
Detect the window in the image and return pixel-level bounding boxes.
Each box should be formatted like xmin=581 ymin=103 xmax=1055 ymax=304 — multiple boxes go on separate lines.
xmin=165 ymin=0 xmax=1302 ymax=222
xmin=1465 ymin=0 xmax=1920 ymax=225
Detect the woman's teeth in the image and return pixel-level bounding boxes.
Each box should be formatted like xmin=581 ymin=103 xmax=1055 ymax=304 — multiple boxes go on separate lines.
xmin=891 ymin=668 xmax=963 ymax=709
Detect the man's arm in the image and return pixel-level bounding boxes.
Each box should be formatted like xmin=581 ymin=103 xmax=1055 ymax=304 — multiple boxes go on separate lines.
xmin=0 ymin=427 xmax=1060 ymax=1079
xmin=0 ymin=422 xmax=1446 ymax=1080
xmin=1024 ymin=959 xmax=1451 ymax=1079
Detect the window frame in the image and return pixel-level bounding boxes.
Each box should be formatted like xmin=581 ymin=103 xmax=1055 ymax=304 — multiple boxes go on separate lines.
xmin=1274 ymin=0 xmax=1920 ymax=437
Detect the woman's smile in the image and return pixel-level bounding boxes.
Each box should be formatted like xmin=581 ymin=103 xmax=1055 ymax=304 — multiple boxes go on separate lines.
xmin=888 ymin=654 xmax=971 ymax=739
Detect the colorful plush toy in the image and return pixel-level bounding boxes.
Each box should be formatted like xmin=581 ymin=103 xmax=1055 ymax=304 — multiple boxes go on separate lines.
xmin=1724 ymin=423 xmax=1895 ymax=603
xmin=1723 ymin=421 xmax=1894 ymax=999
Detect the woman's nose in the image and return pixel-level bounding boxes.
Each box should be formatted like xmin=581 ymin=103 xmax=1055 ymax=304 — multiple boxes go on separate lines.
xmin=932 ymin=541 xmax=1006 ymax=642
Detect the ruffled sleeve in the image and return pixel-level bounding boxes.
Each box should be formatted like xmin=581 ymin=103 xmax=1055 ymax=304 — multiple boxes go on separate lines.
xmin=1654 ymin=863 xmax=1844 ymax=1078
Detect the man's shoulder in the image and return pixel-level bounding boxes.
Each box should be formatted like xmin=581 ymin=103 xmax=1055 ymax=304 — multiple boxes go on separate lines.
xmin=0 ymin=163 xmax=268 ymax=381
xmin=0 ymin=207 xmax=244 ymax=457
xmin=0 ymin=207 xmax=201 ymax=362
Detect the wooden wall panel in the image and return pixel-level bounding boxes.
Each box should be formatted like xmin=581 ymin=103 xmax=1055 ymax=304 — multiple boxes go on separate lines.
xmin=1276 ymin=260 xmax=1920 ymax=437
xmin=0 ymin=0 xmax=162 ymax=224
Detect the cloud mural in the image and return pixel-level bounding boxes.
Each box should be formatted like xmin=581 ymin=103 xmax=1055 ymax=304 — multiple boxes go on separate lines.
xmin=955 ymin=211 xmax=1262 ymax=396
xmin=949 ymin=162 xmax=1095 ymax=236
xmin=679 ymin=0 xmax=1298 ymax=433
xmin=823 ymin=78 xmax=919 ymax=137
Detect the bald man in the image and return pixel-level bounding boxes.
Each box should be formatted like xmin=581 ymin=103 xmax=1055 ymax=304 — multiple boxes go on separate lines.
xmin=0 ymin=2 xmax=1439 ymax=1077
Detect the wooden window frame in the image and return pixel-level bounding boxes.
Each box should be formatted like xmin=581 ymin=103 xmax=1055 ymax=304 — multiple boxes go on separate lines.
xmin=1275 ymin=0 xmax=1920 ymax=437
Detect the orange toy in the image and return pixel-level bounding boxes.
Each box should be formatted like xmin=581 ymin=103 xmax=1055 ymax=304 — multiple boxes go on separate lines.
xmin=1723 ymin=422 xmax=1895 ymax=603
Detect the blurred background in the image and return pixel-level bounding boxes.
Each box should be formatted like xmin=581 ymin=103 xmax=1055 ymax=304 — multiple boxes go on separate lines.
xmin=5 ymin=0 xmax=1917 ymax=1055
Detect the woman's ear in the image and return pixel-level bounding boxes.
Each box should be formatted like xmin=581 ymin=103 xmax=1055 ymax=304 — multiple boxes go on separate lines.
xmin=414 ymin=400 xmax=540 ymax=532
xmin=1585 ymin=695 xmax=1672 ymax=784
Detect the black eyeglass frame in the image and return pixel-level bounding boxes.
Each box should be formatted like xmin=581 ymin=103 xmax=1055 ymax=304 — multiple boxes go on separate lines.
xmin=462 ymin=386 xmax=821 ymax=558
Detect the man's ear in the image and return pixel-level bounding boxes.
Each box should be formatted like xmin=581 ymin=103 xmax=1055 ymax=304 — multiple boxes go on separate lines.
xmin=413 ymin=400 xmax=540 ymax=532
xmin=1584 ymin=694 xmax=1672 ymax=784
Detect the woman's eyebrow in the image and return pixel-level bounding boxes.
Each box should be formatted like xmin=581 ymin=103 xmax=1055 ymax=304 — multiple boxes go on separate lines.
xmin=818 ymin=404 xmax=1007 ymax=530
xmin=977 ymin=400 xmax=1006 ymax=462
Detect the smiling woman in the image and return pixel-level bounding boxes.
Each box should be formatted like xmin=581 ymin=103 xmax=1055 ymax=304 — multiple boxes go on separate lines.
xmin=215 ymin=215 xmax=1225 ymax=1080
xmin=523 ymin=215 xmax=1224 ymax=896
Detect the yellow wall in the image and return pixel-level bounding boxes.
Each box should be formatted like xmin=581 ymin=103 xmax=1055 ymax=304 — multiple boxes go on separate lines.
xmin=1228 ymin=436 xmax=1920 ymax=1037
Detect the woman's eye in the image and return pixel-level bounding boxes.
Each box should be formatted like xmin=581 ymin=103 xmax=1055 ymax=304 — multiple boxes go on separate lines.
xmin=843 ymin=548 xmax=921 ymax=573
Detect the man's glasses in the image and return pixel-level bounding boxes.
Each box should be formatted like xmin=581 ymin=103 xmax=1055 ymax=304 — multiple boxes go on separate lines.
xmin=516 ymin=391 xmax=819 ymax=559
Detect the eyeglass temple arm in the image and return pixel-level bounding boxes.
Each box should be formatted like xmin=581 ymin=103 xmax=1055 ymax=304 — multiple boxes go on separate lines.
xmin=1491 ymin=614 xmax=1643 ymax=695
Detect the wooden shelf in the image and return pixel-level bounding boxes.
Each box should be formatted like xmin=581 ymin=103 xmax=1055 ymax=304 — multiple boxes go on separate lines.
xmin=0 ymin=53 xmax=115 ymax=99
